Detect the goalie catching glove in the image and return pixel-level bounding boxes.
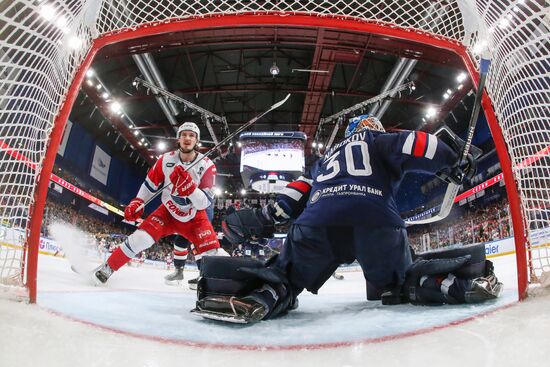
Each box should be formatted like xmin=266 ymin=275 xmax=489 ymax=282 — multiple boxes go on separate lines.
xmin=222 ymin=207 xmax=276 ymax=244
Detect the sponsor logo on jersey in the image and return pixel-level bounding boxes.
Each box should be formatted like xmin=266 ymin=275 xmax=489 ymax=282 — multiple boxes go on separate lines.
xmin=310 ymin=190 xmax=321 ymax=203
xmin=198 ymin=229 xmax=212 ymax=239
xmin=151 ymin=216 xmax=165 ymax=226
xmin=310 ymin=184 xmax=383 ymax=202
xmin=166 ymin=162 xmax=175 ymax=167
xmin=198 ymin=166 xmax=204 ymax=175
xmin=166 ymin=200 xmax=193 ymax=217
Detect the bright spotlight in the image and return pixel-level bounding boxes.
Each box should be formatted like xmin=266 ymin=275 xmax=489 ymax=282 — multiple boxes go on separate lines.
xmin=67 ymin=35 xmax=83 ymax=50
xmin=40 ymin=4 xmax=56 ymax=21
xmin=157 ymin=141 xmax=167 ymax=151
xmin=109 ymin=101 xmax=121 ymax=113
xmin=240 ymin=189 xmax=246 ymax=195
xmin=456 ymin=72 xmax=467 ymax=83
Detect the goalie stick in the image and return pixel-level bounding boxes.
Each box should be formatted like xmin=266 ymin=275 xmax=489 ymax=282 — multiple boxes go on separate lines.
xmin=135 ymin=93 xmax=291 ymax=212
xmin=406 ymin=57 xmax=491 ymax=226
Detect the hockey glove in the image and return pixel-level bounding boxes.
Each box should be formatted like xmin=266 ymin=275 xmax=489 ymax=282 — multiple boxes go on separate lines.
xmin=222 ymin=208 xmax=275 ymax=245
xmin=436 ymin=153 xmax=476 ymax=185
xmin=124 ymin=198 xmax=144 ymax=221
xmin=170 ymin=165 xmax=197 ymax=197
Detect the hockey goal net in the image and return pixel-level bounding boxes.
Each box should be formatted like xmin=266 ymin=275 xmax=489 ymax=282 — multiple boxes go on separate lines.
xmin=0 ymin=0 xmax=548 ymax=302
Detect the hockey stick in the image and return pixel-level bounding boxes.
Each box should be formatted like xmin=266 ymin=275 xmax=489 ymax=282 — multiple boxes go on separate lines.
xmin=406 ymin=57 xmax=491 ymax=226
xmin=135 ymin=93 xmax=291 ymax=212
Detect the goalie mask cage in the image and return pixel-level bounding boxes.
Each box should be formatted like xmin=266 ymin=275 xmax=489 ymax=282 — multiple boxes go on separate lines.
xmin=0 ymin=0 xmax=548 ymax=303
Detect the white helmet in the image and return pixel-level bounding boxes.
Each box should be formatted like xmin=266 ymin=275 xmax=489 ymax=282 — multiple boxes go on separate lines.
xmin=177 ymin=122 xmax=200 ymax=141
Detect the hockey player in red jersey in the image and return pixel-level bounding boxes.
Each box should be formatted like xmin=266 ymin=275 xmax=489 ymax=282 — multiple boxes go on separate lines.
xmin=193 ymin=115 xmax=501 ymax=323
xmin=93 ymin=122 xmax=228 ymax=284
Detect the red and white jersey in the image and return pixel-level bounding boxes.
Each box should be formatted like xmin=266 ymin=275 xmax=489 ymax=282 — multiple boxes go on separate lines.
xmin=137 ymin=150 xmax=216 ymax=223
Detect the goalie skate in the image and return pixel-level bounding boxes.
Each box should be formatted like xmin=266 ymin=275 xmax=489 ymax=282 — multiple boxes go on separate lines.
xmin=188 ymin=277 xmax=199 ymax=290
xmin=191 ymin=295 xmax=268 ymax=324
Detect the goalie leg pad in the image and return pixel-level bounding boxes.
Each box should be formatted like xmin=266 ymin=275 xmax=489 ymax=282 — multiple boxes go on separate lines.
xmin=193 ymin=256 xmax=294 ymax=323
xmin=403 ymin=244 xmax=501 ymax=305
xmin=415 ymin=243 xmax=486 ymax=279
xmin=196 ymin=256 xmax=265 ymax=300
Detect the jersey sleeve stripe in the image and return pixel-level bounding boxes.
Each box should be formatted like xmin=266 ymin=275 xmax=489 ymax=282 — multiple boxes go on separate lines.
xmin=288 ymin=180 xmax=311 ymax=194
xmin=280 ymin=186 xmax=304 ymax=201
xmin=413 ymin=131 xmax=427 ymax=157
xmin=402 ymin=132 xmax=415 ymax=155
xmin=425 ymin=133 xmax=438 ymax=159
xmin=144 ymin=177 xmax=160 ymax=192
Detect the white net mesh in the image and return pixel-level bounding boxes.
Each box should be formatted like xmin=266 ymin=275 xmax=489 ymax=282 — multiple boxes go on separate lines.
xmin=0 ymin=0 xmax=548 ymax=298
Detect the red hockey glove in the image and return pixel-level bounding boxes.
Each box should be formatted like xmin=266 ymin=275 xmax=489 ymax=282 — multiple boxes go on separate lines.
xmin=124 ymin=198 xmax=144 ymax=221
xmin=170 ymin=165 xmax=197 ymax=197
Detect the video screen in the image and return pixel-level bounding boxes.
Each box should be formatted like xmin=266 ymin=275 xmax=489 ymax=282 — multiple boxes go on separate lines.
xmin=239 ymin=132 xmax=307 ymax=193
xmin=240 ymin=138 xmax=305 ymax=172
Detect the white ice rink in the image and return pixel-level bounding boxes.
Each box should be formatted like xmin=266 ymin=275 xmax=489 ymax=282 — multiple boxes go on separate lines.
xmin=1 ymin=251 xmax=550 ymax=367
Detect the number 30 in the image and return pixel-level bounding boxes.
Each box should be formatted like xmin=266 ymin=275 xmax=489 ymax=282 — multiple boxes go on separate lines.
xmin=317 ymin=141 xmax=372 ymax=182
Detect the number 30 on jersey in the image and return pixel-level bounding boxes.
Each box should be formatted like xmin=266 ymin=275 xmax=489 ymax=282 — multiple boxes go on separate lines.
xmin=317 ymin=141 xmax=373 ymax=182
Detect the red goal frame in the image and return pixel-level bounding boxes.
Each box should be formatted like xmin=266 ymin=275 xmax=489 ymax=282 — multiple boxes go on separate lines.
xmin=27 ymin=13 xmax=528 ymax=303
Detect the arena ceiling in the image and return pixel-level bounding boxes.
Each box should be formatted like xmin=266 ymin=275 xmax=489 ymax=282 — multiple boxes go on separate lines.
xmin=69 ymin=25 xmax=478 ymax=192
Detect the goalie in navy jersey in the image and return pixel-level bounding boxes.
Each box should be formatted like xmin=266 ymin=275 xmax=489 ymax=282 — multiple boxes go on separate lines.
xmin=192 ymin=115 xmax=501 ymax=323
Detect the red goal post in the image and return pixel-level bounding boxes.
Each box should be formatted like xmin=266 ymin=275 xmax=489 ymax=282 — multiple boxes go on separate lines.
xmin=0 ymin=0 xmax=548 ymax=303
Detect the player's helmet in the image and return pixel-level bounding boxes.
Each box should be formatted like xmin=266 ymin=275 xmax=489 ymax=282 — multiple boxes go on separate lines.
xmin=177 ymin=122 xmax=200 ymax=141
xmin=344 ymin=114 xmax=385 ymax=137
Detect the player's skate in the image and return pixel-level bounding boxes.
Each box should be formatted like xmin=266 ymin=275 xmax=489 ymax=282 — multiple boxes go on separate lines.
xmin=465 ymin=273 xmax=503 ymax=303
xmin=164 ymin=266 xmax=184 ymax=285
xmin=93 ymin=262 xmax=113 ymax=285
xmin=191 ymin=295 xmax=268 ymax=324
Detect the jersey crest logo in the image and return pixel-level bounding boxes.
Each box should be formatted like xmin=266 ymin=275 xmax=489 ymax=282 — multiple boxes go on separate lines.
xmin=310 ymin=190 xmax=321 ymax=204
xmin=198 ymin=166 xmax=204 ymax=175
xmin=166 ymin=163 xmax=175 ymax=167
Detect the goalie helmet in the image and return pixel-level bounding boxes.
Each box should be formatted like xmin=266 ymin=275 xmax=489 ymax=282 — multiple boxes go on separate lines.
xmin=344 ymin=114 xmax=385 ymax=137
xmin=177 ymin=122 xmax=200 ymax=141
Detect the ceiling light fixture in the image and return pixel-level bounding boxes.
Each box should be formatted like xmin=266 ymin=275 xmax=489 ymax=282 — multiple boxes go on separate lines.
xmin=270 ymin=62 xmax=280 ymax=76
xmin=291 ymin=69 xmax=329 ymax=74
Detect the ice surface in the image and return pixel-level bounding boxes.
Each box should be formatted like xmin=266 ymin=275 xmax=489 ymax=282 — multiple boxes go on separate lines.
xmin=1 ymin=244 xmax=550 ymax=367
